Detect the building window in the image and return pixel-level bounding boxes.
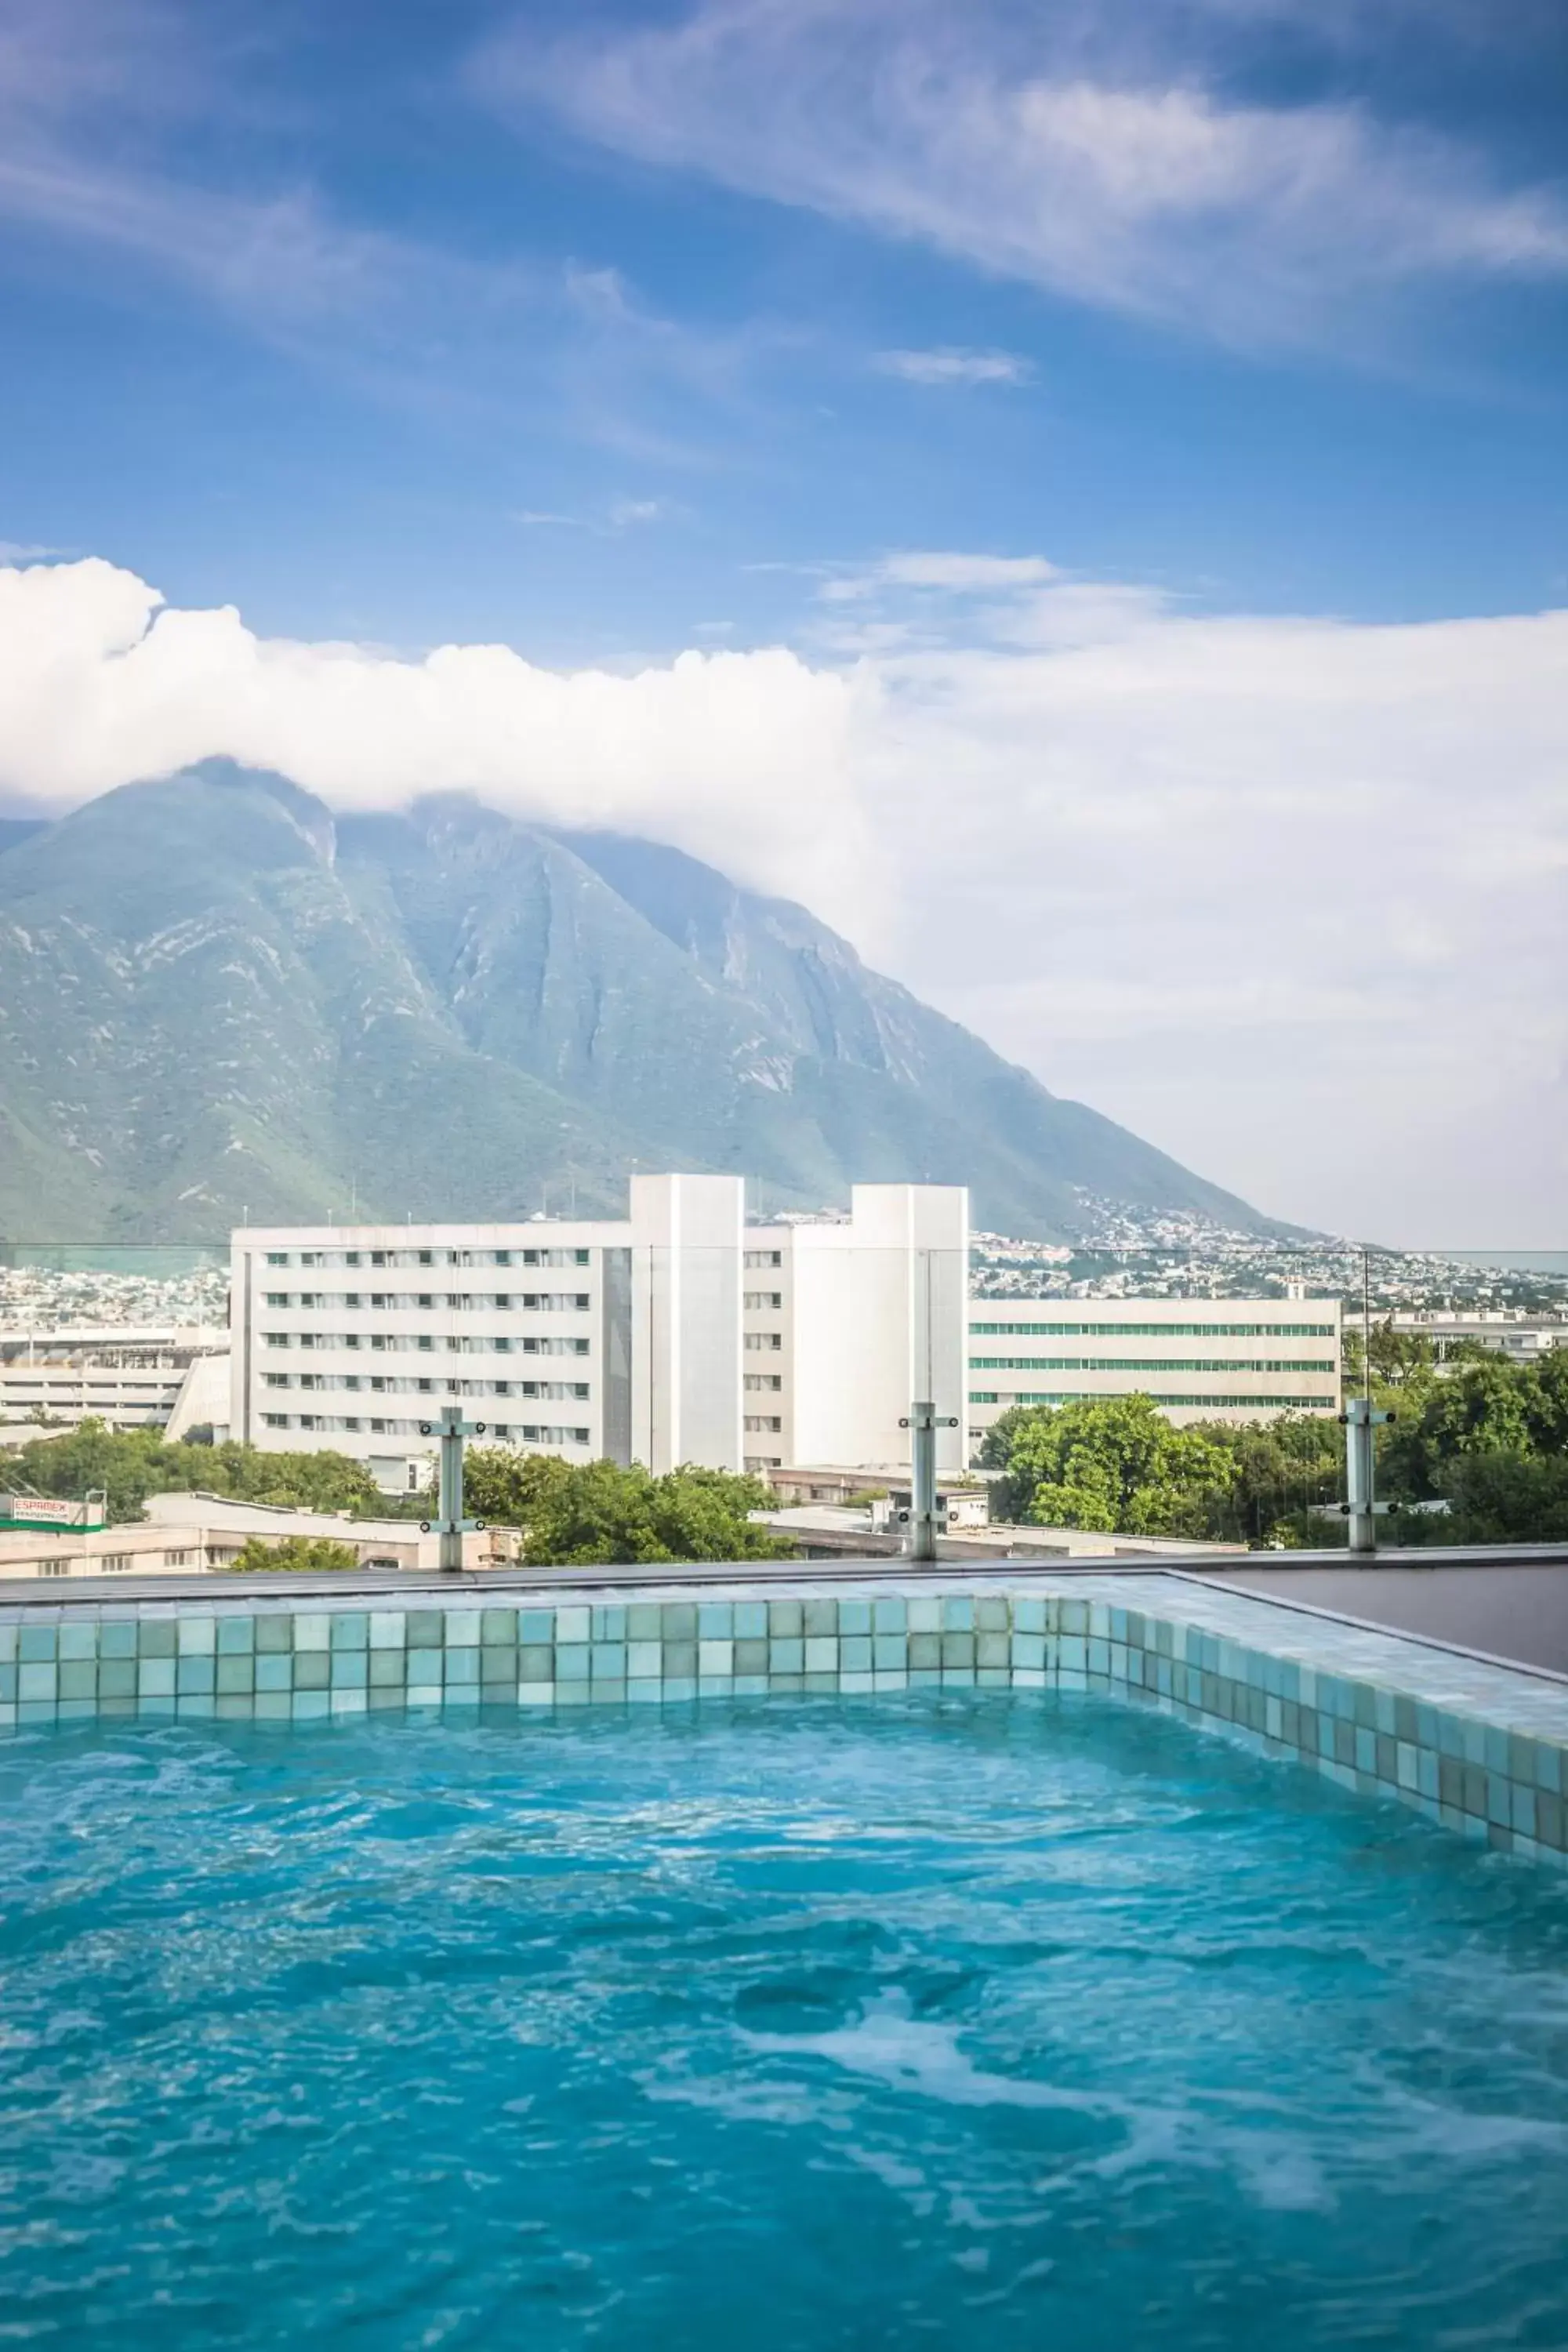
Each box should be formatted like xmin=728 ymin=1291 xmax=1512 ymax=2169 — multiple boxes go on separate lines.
xmin=266 ymin=1251 xmax=289 ymax=1265
xmin=494 ymin=1294 xmax=511 ymax=1310
xmin=745 ymin=1414 xmax=782 ymax=1433
xmin=102 ymin=1553 xmax=133 ymax=1572
xmin=164 ymin=1549 xmax=192 ymax=1566
xmin=344 ymin=1294 xmax=361 ymax=1310
xmin=418 ymin=1335 xmax=434 ymax=1352
xmin=263 ymin=1412 xmax=289 ymax=1428
xmin=263 ymin=1333 xmax=289 ymax=1348
xmin=745 ymin=1456 xmax=782 ymax=1473
xmin=494 ymin=1250 xmax=511 ymax=1266
xmin=745 ymin=1292 xmax=783 ymax=1311
xmin=744 ymin=1333 xmax=782 ymax=1352
xmin=264 ymin=1291 xmax=289 ymax=1307
xmin=745 ymin=1250 xmax=782 ymax=1269
xmin=345 ymin=1252 xmax=361 ymax=1267
xmin=371 ymin=1417 xmax=387 ymax=1433
xmin=418 ymin=1250 xmax=434 ymax=1265
xmin=371 ymin=1250 xmax=387 ymax=1266
xmin=744 ymin=1373 xmax=782 ymax=1392
xmin=343 ymin=1417 xmax=361 ymax=1432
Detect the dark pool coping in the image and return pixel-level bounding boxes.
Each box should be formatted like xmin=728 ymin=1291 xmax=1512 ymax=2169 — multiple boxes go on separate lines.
xmin=5 ymin=1537 xmax=1566 ymax=1612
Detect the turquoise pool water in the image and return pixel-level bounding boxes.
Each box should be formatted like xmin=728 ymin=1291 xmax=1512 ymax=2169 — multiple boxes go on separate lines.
xmin=2 ymin=1693 xmax=1567 ymax=2347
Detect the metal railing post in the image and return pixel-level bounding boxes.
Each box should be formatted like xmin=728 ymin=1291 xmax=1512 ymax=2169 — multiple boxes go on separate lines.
xmin=899 ymin=1402 xmax=957 ymax=1563
xmin=419 ymin=1404 xmax=487 ymax=1574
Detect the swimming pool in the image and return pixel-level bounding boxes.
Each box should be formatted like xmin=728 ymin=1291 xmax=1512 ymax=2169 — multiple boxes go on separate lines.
xmin=3 ymin=1691 xmax=1566 ymax=2346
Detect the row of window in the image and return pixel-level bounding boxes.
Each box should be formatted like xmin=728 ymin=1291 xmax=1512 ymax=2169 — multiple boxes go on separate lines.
xmin=262 ymin=1334 xmax=590 ymax=1356
xmin=262 ymin=1290 xmax=591 ymax=1312
xmin=968 ymin=1391 xmax=1336 ymax=1411
xmin=260 ymin=1414 xmax=591 ymax=1443
xmin=968 ymin=1356 xmax=1338 ymax=1375
xmin=264 ymin=1374 xmax=589 ymax=1399
xmin=968 ymin=1320 xmax=1338 ymax=1338
xmin=263 ymin=1247 xmax=591 ymax=1269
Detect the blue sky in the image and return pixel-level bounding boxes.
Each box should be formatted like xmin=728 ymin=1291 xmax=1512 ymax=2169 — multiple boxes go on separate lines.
xmin=1 ymin=0 xmax=1565 ymax=1238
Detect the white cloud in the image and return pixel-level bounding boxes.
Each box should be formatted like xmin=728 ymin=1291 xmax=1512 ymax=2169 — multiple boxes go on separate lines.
xmin=607 ymin=497 xmax=673 ymax=528
xmin=1 ymin=553 xmax=1564 ymax=1243
xmin=491 ymin=0 xmax=1568 ymax=347
xmin=874 ymin=347 xmax=1032 ymax=386
xmin=822 ymin=550 xmax=1060 ymax=600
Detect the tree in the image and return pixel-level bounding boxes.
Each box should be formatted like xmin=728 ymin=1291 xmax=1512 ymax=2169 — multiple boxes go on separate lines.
xmin=232 ymin=1534 xmax=361 ymax=1573
xmin=463 ymin=1447 xmax=795 ymax=1566
xmin=1189 ymin=1413 xmax=1343 ymax=1548
xmin=979 ymin=1396 xmax=1238 ymax=1538
xmin=1382 ymin=1356 xmax=1541 ymax=1501
xmin=10 ymin=1421 xmax=386 ymax=1523
xmin=1442 ymin=1454 xmax=1568 ymax=1546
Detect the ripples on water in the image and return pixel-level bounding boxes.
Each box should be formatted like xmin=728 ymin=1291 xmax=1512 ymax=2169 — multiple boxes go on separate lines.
xmin=2 ymin=1692 xmax=1567 ymax=2347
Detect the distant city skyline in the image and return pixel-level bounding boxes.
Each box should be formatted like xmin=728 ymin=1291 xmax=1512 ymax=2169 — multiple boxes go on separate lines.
xmin=0 ymin=0 xmax=1564 ymax=1242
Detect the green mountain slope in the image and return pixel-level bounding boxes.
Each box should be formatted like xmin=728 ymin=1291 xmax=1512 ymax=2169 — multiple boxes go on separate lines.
xmin=0 ymin=764 xmax=1273 ymax=1240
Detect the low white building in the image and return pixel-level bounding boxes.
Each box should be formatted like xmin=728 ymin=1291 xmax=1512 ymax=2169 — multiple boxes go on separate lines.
xmin=1389 ymin=1310 xmax=1568 ymax=1363
xmin=966 ymin=1294 xmax=1342 ymax=1439
xmin=0 ymin=1327 xmax=230 ymax=1437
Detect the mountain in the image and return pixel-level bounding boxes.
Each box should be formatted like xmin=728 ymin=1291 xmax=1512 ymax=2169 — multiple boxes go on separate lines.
xmin=0 ymin=762 xmax=1275 ymax=1240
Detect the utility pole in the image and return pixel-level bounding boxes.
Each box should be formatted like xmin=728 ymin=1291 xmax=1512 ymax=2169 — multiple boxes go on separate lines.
xmin=418 ymin=1403 xmax=488 ymax=1573
xmin=898 ymin=1400 xmax=958 ymax=1563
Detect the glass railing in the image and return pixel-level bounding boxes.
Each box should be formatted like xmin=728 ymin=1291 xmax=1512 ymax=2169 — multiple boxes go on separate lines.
xmin=0 ymin=1230 xmax=1563 ymax=1572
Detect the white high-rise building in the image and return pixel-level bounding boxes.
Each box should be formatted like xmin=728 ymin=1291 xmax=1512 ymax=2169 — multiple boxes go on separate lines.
xmin=229 ymin=1176 xmax=970 ymax=1486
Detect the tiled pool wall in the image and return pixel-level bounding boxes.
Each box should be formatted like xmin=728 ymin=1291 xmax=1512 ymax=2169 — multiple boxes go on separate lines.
xmin=4 ymin=1579 xmax=1567 ymax=1865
